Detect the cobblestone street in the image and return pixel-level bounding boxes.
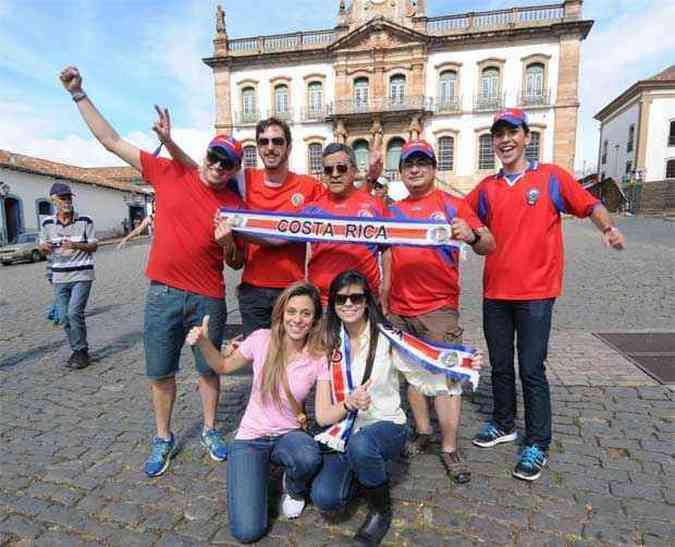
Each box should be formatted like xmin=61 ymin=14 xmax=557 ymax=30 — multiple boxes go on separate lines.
xmin=1 ymin=217 xmax=673 ymax=546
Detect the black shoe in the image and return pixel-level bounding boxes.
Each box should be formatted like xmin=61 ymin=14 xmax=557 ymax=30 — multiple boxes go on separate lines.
xmin=69 ymin=349 xmax=91 ymax=370
xmin=64 ymin=352 xmax=77 ymax=369
xmin=353 ymin=482 xmax=391 ymax=546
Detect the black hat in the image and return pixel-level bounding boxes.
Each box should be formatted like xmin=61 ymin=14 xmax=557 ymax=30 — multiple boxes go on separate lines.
xmin=49 ymin=181 xmax=73 ymax=196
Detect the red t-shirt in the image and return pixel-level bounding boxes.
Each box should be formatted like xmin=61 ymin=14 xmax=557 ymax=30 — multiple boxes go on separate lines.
xmin=305 ymin=188 xmax=385 ymax=305
xmin=465 ymin=162 xmax=599 ymax=300
xmin=241 ymin=169 xmax=324 ymax=288
xmin=141 ymin=152 xmax=244 ymax=299
xmin=388 ymin=188 xmax=482 ymax=316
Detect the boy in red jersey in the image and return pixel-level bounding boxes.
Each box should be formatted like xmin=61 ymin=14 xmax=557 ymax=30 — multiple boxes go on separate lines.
xmin=383 ymin=141 xmax=495 ymax=483
xmin=60 ymin=66 xmax=244 ymax=477
xmin=304 ymin=143 xmax=385 ymax=306
xmin=467 ymin=108 xmax=624 ymax=481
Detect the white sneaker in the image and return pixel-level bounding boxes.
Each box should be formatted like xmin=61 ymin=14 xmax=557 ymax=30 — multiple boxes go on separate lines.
xmin=281 ymin=472 xmax=306 ymax=519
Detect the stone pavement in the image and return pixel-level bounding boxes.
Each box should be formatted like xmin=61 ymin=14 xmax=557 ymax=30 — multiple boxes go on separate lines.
xmin=0 ymin=217 xmax=673 ymax=546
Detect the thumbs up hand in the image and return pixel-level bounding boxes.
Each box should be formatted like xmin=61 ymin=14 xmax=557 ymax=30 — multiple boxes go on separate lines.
xmin=187 ymin=315 xmax=210 ymax=346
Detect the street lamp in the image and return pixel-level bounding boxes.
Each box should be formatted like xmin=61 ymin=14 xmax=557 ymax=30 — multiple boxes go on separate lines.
xmin=0 ymin=181 xmax=10 ymax=246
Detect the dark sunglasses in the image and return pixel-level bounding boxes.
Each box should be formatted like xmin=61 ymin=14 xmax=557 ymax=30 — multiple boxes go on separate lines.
xmin=335 ymin=293 xmax=366 ymax=306
xmin=206 ymin=153 xmax=237 ymax=171
xmin=373 ymin=182 xmax=386 ymax=190
xmin=257 ymin=137 xmax=286 ymax=147
xmin=323 ymin=164 xmax=350 ymax=176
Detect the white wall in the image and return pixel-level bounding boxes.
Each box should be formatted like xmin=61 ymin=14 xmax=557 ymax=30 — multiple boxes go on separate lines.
xmin=645 ymin=92 xmax=675 ymax=180
xmin=598 ymin=100 xmax=639 ymax=181
xmin=0 ymin=168 xmax=146 ymax=238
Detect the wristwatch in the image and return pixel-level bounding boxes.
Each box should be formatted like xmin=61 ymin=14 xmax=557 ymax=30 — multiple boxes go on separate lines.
xmin=71 ymin=91 xmax=87 ymax=102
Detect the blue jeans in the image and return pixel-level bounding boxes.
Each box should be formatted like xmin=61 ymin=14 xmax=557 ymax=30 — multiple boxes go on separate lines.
xmin=237 ymin=283 xmax=283 ymax=338
xmin=227 ymin=431 xmax=321 ymax=543
xmin=54 ymin=281 xmax=93 ymax=352
xmin=483 ymin=298 xmax=555 ymax=451
xmin=143 ymin=282 xmax=227 ymax=380
xmin=310 ymin=421 xmax=407 ymax=513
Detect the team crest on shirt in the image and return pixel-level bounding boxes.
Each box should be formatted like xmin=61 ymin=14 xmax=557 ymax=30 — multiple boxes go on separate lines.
xmin=358 ymin=209 xmax=374 ymax=218
xmin=526 ymin=188 xmax=540 ymax=206
xmin=291 ymin=193 xmax=305 ymax=207
xmin=430 ymin=212 xmax=446 ymax=222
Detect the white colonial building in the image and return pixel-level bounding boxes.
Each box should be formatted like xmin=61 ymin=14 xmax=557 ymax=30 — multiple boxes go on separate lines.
xmin=595 ymin=65 xmax=675 ymax=184
xmin=203 ymin=0 xmax=591 ymax=193
xmin=0 ymin=150 xmax=151 ymax=246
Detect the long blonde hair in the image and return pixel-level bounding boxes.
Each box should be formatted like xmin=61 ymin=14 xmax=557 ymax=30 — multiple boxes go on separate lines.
xmin=260 ymin=282 xmax=325 ymax=406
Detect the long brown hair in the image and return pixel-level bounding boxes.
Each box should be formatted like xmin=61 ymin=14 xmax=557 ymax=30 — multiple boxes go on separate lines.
xmin=260 ymin=282 xmax=324 ymax=406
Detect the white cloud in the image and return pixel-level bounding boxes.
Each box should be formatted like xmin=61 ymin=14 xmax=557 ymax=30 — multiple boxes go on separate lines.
xmin=576 ymin=1 xmax=675 ymax=171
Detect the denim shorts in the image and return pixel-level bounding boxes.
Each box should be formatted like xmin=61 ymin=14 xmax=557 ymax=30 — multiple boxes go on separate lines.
xmin=144 ymin=282 xmax=227 ymax=380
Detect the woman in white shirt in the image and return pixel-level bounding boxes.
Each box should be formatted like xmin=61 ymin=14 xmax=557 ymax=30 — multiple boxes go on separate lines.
xmin=311 ymin=270 xmax=472 ymax=546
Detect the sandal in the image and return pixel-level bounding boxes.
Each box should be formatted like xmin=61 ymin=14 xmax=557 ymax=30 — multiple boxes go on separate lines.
xmin=440 ymin=451 xmax=471 ymax=484
xmin=404 ymin=432 xmax=432 ymax=457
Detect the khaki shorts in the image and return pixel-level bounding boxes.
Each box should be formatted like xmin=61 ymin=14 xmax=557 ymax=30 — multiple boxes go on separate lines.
xmin=388 ymin=307 xmax=463 ymax=396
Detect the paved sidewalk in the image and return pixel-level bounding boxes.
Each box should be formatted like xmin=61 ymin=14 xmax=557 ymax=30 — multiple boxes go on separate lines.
xmin=0 ymin=217 xmax=673 ymax=546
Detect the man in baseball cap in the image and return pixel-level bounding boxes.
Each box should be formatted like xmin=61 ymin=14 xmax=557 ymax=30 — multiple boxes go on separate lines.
xmin=490 ymin=107 xmax=529 ymax=132
xmin=49 ymin=181 xmax=74 ymax=197
xmin=399 ymin=140 xmax=437 ymax=167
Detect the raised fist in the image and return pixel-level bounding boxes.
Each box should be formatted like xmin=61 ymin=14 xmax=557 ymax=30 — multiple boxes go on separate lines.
xmin=59 ymin=66 xmax=83 ymax=94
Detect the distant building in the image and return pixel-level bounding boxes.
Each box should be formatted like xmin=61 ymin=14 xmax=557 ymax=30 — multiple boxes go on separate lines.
xmin=0 ymin=150 xmax=151 ymax=245
xmin=595 ymin=65 xmax=675 ymax=184
xmin=203 ymin=0 xmax=592 ymax=193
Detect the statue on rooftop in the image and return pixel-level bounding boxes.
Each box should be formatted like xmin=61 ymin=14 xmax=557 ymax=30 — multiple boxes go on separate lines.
xmin=216 ymin=5 xmax=226 ymax=35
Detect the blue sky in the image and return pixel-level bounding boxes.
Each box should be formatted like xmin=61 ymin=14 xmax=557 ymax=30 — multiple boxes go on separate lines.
xmin=1 ymin=0 xmax=673 ymax=173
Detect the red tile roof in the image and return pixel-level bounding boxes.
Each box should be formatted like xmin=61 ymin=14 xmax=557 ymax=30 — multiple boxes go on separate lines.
xmin=0 ymin=149 xmax=149 ymax=194
xmin=649 ymin=65 xmax=675 ymax=81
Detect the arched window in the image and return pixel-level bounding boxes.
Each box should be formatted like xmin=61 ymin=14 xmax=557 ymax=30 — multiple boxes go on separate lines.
xmin=274 ymin=84 xmax=289 ymax=115
xmin=526 ymin=131 xmax=541 ymax=162
xmin=525 ymin=63 xmax=545 ymax=102
xmin=353 ymin=139 xmax=370 ymax=172
xmin=389 ymin=75 xmax=406 ymax=105
xmin=385 ymin=138 xmax=405 ymax=179
xmin=627 ymin=124 xmax=635 ymax=153
xmin=438 ymin=136 xmax=454 ymax=171
xmin=36 ymin=199 xmax=54 ymax=228
xmin=439 ymin=71 xmax=457 ymax=109
xmin=241 ymin=87 xmax=257 ymax=123
xmin=666 ymin=159 xmax=675 ymax=179
xmin=479 ymin=134 xmax=495 ymax=170
xmin=353 ymin=78 xmax=369 ymax=112
xmin=243 ymin=145 xmax=257 ymax=168
xmin=481 ymin=67 xmax=500 ymax=98
xmin=307 ymin=82 xmax=323 ymax=116
xmin=308 ymin=143 xmax=323 ymax=176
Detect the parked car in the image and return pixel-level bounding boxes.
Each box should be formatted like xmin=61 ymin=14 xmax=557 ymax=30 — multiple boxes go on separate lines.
xmin=0 ymin=232 xmax=46 ymax=265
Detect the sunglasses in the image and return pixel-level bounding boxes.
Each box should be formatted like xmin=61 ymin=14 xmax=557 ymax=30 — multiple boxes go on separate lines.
xmin=402 ymin=158 xmax=433 ymax=170
xmin=373 ymin=182 xmax=386 ymax=190
xmin=323 ymin=164 xmax=350 ymax=176
xmin=206 ymin=153 xmax=237 ymax=171
xmin=257 ymin=137 xmax=286 ymax=147
xmin=335 ymin=293 xmax=366 ymax=306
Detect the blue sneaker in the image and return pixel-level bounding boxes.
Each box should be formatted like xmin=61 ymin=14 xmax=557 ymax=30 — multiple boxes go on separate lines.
xmin=472 ymin=422 xmax=518 ymax=448
xmin=513 ymin=445 xmax=548 ymax=481
xmin=201 ymin=428 xmax=228 ymax=462
xmin=144 ymin=433 xmax=177 ymax=477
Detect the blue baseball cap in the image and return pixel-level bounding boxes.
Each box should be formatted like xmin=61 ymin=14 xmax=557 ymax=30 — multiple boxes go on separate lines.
xmin=49 ymin=181 xmax=73 ymax=196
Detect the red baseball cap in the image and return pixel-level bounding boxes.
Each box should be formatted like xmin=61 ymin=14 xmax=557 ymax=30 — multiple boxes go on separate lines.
xmin=207 ymin=134 xmax=243 ymax=164
xmin=491 ymin=108 xmax=529 ymax=131
xmin=399 ymin=140 xmax=436 ymax=166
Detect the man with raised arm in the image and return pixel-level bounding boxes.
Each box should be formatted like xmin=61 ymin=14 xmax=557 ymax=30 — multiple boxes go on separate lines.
xmin=467 ymin=108 xmax=624 ymax=482
xmin=60 ymin=66 xmax=244 ymax=477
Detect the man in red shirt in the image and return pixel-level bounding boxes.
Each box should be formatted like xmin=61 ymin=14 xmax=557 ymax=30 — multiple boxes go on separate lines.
xmin=383 ymin=141 xmax=495 ymax=483
xmin=60 ymin=66 xmax=244 ymax=478
xmin=235 ymin=118 xmax=325 ymax=336
xmin=304 ymin=143 xmax=385 ymax=306
xmin=466 ymin=109 xmax=624 ymax=481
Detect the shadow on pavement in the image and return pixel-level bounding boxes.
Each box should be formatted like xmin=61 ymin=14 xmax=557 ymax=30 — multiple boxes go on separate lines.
xmin=0 ymin=340 xmax=64 ymax=370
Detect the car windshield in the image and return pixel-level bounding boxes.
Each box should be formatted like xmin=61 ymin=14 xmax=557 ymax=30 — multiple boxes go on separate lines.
xmin=15 ymin=234 xmax=37 ymax=244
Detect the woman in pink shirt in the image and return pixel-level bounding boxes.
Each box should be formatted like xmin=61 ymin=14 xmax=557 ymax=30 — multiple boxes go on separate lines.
xmin=187 ymin=282 xmax=328 ymax=544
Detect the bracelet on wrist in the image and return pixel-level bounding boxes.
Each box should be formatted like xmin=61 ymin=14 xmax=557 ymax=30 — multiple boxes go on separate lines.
xmin=602 ymin=226 xmax=615 ymax=234
xmin=71 ymin=91 xmax=87 ymax=102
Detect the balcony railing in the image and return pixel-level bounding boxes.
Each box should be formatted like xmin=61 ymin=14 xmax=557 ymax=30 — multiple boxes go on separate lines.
xmin=473 ymin=94 xmax=505 ymax=112
xmin=426 ymin=3 xmax=565 ymax=35
xmin=301 ymin=106 xmax=329 ymax=122
xmin=235 ymin=110 xmax=260 ymax=126
xmin=434 ymin=96 xmax=462 ymax=113
xmin=328 ymin=95 xmax=433 ymax=116
xmin=228 ymin=29 xmax=336 ymax=55
xmin=518 ymin=89 xmax=551 ymax=107
xmin=269 ymin=109 xmax=294 ymax=122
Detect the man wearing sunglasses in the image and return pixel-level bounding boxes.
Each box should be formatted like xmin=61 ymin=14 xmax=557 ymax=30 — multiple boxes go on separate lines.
xmin=303 ymin=143 xmax=385 ymax=306
xmin=60 ymin=66 xmax=245 ymax=477
xmin=383 ymin=140 xmax=495 ymax=484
